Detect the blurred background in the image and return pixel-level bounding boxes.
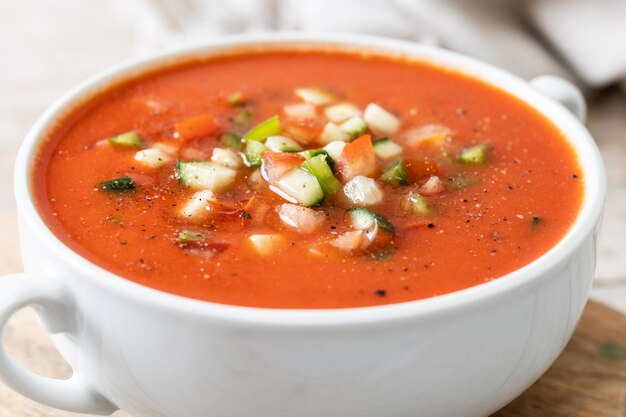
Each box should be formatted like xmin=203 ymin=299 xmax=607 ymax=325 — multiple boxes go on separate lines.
xmin=0 ymin=0 xmax=625 ymax=415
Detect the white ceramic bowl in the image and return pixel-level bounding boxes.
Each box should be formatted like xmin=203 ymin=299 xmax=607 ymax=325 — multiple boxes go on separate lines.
xmin=0 ymin=33 xmax=606 ymax=417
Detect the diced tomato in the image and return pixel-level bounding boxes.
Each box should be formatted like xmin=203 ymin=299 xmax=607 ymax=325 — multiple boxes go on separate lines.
xmin=283 ymin=119 xmax=323 ymax=144
xmin=335 ymin=134 xmax=377 ymax=181
xmin=261 ymin=152 xmax=306 ymax=183
xmin=174 ymin=115 xmax=221 ymax=141
xmin=404 ymin=158 xmax=442 ymax=181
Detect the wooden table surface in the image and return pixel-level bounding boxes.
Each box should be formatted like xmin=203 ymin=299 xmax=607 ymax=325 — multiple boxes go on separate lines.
xmin=0 ymin=1 xmax=625 ymax=416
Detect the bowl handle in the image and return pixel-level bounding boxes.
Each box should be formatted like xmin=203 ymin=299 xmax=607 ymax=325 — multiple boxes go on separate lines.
xmin=0 ymin=273 xmax=118 ymax=415
xmin=530 ymin=75 xmax=587 ymax=122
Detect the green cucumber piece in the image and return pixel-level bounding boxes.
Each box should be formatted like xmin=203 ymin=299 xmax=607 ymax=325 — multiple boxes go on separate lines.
xmin=348 ymin=208 xmax=395 ymax=233
xmin=244 ymin=140 xmax=267 ymax=167
xmin=299 ymin=149 xmax=335 ymax=170
xmin=219 ymin=132 xmax=243 ymax=149
xmin=459 ymin=143 xmax=489 ymax=165
xmin=244 ymin=115 xmax=281 ymax=142
xmin=264 ymin=135 xmax=302 ymax=152
xmin=108 ymin=132 xmax=145 ymax=149
xmin=379 ymin=160 xmax=409 ymax=186
xmin=339 ymin=116 xmax=368 ymax=139
xmin=177 ymin=229 xmax=206 ymax=242
xmin=176 ymin=161 xmax=237 ymax=191
xmin=372 ymin=137 xmax=402 ymax=159
xmin=232 ymin=110 xmax=253 ymax=127
xmin=404 ymin=192 xmax=431 ymax=216
xmin=301 ymin=154 xmax=340 ymax=196
xmin=275 ymin=168 xmax=324 ymax=207
xmin=100 ymin=176 xmax=135 ymax=192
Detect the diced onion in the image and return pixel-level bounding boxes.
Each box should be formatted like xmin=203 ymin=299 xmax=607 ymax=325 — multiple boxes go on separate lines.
xmin=363 ymin=103 xmax=400 ymax=135
xmin=343 ymin=176 xmax=384 ymax=206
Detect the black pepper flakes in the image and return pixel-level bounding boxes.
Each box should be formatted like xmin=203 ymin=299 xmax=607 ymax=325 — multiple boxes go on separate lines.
xmin=374 ymin=289 xmax=387 ymax=297
xmin=427 ymin=223 xmax=435 ymax=229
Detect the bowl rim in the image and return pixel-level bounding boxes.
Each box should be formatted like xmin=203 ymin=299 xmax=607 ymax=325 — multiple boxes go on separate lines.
xmin=14 ymin=32 xmax=606 ymax=326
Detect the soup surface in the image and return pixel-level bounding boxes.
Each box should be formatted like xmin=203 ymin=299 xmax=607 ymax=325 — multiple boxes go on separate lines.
xmin=33 ymin=49 xmax=583 ymax=308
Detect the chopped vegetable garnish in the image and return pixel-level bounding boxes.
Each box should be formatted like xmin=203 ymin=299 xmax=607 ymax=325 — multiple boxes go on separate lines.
xmin=244 ymin=115 xmax=281 ymax=142
xmin=244 ymin=140 xmax=267 ymax=167
xmin=363 ymin=103 xmax=400 ymax=135
xmin=174 ymin=115 xmax=220 ymax=141
xmin=283 ymin=103 xmax=316 ymax=119
xmin=177 ymin=161 xmax=237 ymax=192
xmin=100 ymin=176 xmax=135 ymax=192
xmin=459 ymin=143 xmax=489 ymax=165
xmin=278 ymin=203 xmax=326 ymax=234
xmin=447 ymin=174 xmax=481 ymax=190
xmin=379 ymin=160 xmax=409 ymax=186
xmin=299 ymin=149 xmax=335 ymax=170
xmin=335 ymin=134 xmax=377 ymax=181
xmin=134 ymin=147 xmax=172 ymax=168
xmin=264 ymin=135 xmax=303 ymax=152
xmin=295 ymin=87 xmax=336 ymax=105
xmin=233 ymin=110 xmax=253 ymax=127
xmin=211 ymin=148 xmax=242 ymax=169
xmin=109 ymin=132 xmax=145 ymax=149
xmin=323 ymin=141 xmax=347 ymax=161
xmin=373 ymin=137 xmax=403 ymax=160
xmin=177 ymin=229 xmax=206 ymax=242
xmin=343 ymin=176 xmax=384 ymax=207
xmin=261 ymin=152 xmax=306 ymax=183
xmin=301 ymin=154 xmax=341 ymax=196
xmin=274 ymin=168 xmax=324 ymax=207
xmin=419 ymin=176 xmax=445 ymax=196
xmin=348 ymin=208 xmax=395 ymax=234
xmin=339 ymin=116 xmax=368 ymax=139
xmin=227 ymin=92 xmax=244 ymax=106
xmin=179 ymin=190 xmax=216 ymax=219
xmin=324 ymin=103 xmax=361 ymax=123
xmin=402 ymin=191 xmax=432 ymax=216
xmin=319 ymin=122 xmax=350 ymax=144
xmin=219 ymin=132 xmax=243 ymax=149
xmin=247 ymin=234 xmax=285 ymax=256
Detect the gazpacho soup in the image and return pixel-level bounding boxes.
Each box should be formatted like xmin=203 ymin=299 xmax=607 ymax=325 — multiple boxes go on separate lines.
xmin=33 ymin=49 xmax=584 ymax=309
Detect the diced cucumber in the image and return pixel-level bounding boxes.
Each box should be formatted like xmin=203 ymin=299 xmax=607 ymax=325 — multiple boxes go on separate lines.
xmin=274 ymin=168 xmax=324 ymax=207
xmin=179 ymin=190 xmax=216 ymax=218
xmin=363 ymin=103 xmax=400 ymax=135
xmin=301 ymin=154 xmax=340 ymax=196
xmin=244 ymin=115 xmax=281 ymax=142
xmin=339 ymin=116 xmax=368 ymax=139
xmin=248 ymin=234 xmax=285 ymax=256
xmin=348 ymin=208 xmax=395 ymax=233
xmin=177 ymin=228 xmax=206 ymax=242
xmin=219 ymin=132 xmax=243 ymax=149
xmin=319 ymin=122 xmax=350 ymax=144
xmin=343 ymin=176 xmax=383 ymax=206
xmin=295 ymin=87 xmax=336 ymax=105
xmin=100 ymin=176 xmax=135 ymax=192
xmin=177 ymin=161 xmax=237 ymax=191
xmin=324 ymin=103 xmax=361 ymax=123
xmin=299 ymin=149 xmax=335 ymax=170
xmin=264 ymin=135 xmax=303 ymax=152
xmin=227 ymin=92 xmax=244 ymax=106
xmin=134 ymin=147 xmax=172 ymax=168
xmin=323 ymin=141 xmax=347 ymax=161
xmin=243 ymin=140 xmax=267 ymax=167
xmin=379 ymin=160 xmax=409 ymax=186
xmin=108 ymin=132 xmax=145 ymax=149
xmin=233 ymin=110 xmax=253 ymax=127
xmin=373 ymin=137 xmax=403 ymax=160
xmin=211 ymin=148 xmax=242 ymax=169
xmin=459 ymin=144 xmax=489 ymax=165
xmin=283 ymin=103 xmax=316 ymax=119
xmin=403 ymin=192 xmax=431 ymax=216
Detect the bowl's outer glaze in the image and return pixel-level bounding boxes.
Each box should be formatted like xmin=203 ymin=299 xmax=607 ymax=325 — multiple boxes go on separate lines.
xmin=3 ymin=33 xmax=606 ymax=417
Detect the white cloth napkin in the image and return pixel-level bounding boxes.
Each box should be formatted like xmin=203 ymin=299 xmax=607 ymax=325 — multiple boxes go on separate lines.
xmin=128 ymin=0 xmax=626 ymax=93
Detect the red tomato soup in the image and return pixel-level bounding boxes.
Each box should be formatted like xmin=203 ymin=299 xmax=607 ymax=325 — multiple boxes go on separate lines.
xmin=32 ymin=50 xmax=584 ymax=309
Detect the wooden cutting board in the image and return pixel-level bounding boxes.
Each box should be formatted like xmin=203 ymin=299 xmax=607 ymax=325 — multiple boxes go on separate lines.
xmin=0 ymin=301 xmax=624 ymax=417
